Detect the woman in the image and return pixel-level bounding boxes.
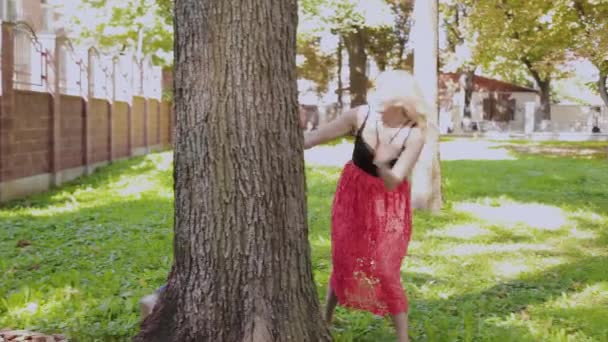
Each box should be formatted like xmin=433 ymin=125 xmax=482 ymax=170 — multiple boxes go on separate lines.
xmin=304 ymin=70 xmax=426 ymax=342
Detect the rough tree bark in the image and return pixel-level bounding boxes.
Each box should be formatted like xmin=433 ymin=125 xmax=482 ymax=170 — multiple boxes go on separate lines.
xmin=342 ymin=27 xmax=368 ymax=107
xmin=599 ymin=70 xmax=608 ymax=107
xmin=134 ymin=1 xmax=331 ymax=341
xmin=537 ymin=79 xmax=552 ymax=121
xmin=411 ymin=0 xmax=443 ymax=213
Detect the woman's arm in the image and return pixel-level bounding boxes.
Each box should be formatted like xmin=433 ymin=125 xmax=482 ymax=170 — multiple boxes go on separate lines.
xmin=374 ymin=127 xmax=425 ymax=190
xmin=303 ymin=107 xmax=361 ymax=150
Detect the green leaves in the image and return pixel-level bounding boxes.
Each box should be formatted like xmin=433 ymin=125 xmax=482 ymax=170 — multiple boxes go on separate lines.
xmin=297 ymin=0 xmax=413 ymax=93
xmin=570 ymin=0 xmax=608 ymax=72
xmin=68 ymin=0 xmax=173 ymax=65
xmin=470 ymin=0 xmax=575 ymax=83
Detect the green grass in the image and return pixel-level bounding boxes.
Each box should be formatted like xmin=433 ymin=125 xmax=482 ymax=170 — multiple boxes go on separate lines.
xmin=1 ymin=146 xmax=608 ymax=341
xmin=498 ymin=140 xmax=608 ymax=149
xmin=489 ymin=139 xmax=608 ymax=160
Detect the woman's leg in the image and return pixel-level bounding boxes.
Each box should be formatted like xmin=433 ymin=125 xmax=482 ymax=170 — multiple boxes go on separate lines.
xmin=324 ymin=283 xmax=339 ymax=324
xmin=392 ymin=312 xmax=409 ymax=342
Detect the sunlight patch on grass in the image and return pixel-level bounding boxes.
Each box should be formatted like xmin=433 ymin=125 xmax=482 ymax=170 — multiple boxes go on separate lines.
xmin=567 ymin=227 xmax=598 ymax=241
xmin=454 ymin=199 xmax=569 ymax=231
xmin=150 ymin=152 xmax=173 ymax=171
xmin=115 ymin=177 xmax=158 ymax=197
xmin=428 ymin=223 xmax=493 ymax=240
xmin=438 ymin=242 xmax=555 ymax=257
xmin=534 ymin=257 xmax=567 ymax=269
xmin=403 ymin=264 xmax=438 ymax=277
xmin=492 ymin=260 xmax=531 ymax=278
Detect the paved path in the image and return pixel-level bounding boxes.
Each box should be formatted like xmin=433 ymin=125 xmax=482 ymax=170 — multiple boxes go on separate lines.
xmin=304 ymin=138 xmax=515 ymax=167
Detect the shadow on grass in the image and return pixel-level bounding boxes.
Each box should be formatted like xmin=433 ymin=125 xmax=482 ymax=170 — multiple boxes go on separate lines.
xmin=404 ymin=214 xmax=608 ymax=341
xmin=407 ymin=255 xmax=608 ymax=341
xmin=0 ymin=198 xmax=174 ymax=340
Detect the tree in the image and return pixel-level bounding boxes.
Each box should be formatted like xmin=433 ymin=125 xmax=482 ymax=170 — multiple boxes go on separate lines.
xmin=134 ymin=0 xmax=331 ymax=340
xmin=62 ymin=0 xmax=173 ymax=65
xmin=297 ymin=35 xmax=338 ymax=95
xmin=300 ymin=0 xmax=397 ymax=107
xmin=470 ymin=0 xmax=576 ymax=120
xmin=571 ymin=0 xmax=608 ymax=106
xmin=411 ymin=0 xmax=443 ymax=212
xmin=440 ymin=0 xmax=477 ymax=120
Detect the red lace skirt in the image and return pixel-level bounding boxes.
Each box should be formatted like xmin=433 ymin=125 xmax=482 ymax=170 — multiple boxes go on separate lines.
xmin=330 ymin=161 xmax=412 ymax=316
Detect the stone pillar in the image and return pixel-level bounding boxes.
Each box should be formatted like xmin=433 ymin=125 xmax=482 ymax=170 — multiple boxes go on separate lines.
xmin=525 ymin=102 xmax=535 ymax=134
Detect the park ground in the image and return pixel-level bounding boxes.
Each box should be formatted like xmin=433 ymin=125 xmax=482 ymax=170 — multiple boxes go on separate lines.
xmin=1 ymin=138 xmax=607 ymax=341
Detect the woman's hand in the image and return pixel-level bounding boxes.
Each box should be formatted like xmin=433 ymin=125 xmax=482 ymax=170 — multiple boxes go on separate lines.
xmin=302 ymin=106 xmax=360 ymax=150
xmin=373 ymin=143 xmax=401 ymax=166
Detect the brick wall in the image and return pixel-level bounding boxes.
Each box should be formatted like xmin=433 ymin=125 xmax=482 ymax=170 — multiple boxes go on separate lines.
xmin=60 ymin=95 xmax=85 ymax=170
xmin=148 ymin=99 xmax=160 ymax=146
xmin=0 ymin=22 xmax=174 ymax=202
xmin=132 ymin=97 xmax=146 ymax=149
xmin=2 ymin=90 xmax=53 ymax=181
xmin=0 ymin=92 xmax=173 ymax=201
xmin=89 ymin=99 xmax=111 ymax=164
xmin=112 ymin=101 xmax=130 ymax=159
xmin=160 ymin=101 xmax=172 ymax=146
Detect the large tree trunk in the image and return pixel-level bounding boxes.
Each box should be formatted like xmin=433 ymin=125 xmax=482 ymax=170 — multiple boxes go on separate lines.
xmin=599 ymin=70 xmax=608 ymax=107
xmin=342 ymin=28 xmax=368 ymax=107
xmin=134 ymin=1 xmax=331 ymax=341
xmin=411 ymin=0 xmax=443 ymax=213
xmin=538 ymin=79 xmax=552 ymax=121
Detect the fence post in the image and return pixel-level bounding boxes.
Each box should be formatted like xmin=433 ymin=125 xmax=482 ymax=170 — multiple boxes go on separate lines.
xmin=84 ymin=47 xmax=95 ymax=174
xmin=50 ymin=37 xmax=64 ymax=186
xmin=127 ymin=57 xmax=135 ymax=157
xmin=0 ymin=22 xmax=15 ymax=199
xmin=157 ymin=98 xmax=161 ymax=150
xmin=109 ymin=56 xmax=117 ymax=162
xmin=143 ymin=84 xmax=149 ymax=154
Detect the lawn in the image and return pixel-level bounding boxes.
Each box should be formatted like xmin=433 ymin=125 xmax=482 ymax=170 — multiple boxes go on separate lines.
xmin=1 ymin=144 xmax=607 ymax=341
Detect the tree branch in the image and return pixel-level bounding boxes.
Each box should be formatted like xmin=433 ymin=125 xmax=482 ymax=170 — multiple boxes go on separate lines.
xmin=521 ymin=57 xmax=544 ymax=86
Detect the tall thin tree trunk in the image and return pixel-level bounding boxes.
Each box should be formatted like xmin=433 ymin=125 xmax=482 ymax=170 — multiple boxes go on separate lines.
xmin=337 ymin=37 xmax=344 ymax=109
xmin=598 ymin=70 xmax=608 ymax=107
xmin=523 ymin=59 xmax=552 ymax=121
xmin=342 ymin=28 xmax=368 ymax=107
xmin=459 ymin=69 xmax=475 ymax=118
xmin=411 ymin=0 xmax=443 ymax=213
xmin=538 ymin=79 xmax=552 ymax=121
xmin=135 ymin=1 xmax=331 ymax=341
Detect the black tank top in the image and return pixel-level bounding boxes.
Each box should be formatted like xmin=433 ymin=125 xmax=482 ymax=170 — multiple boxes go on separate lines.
xmin=352 ymin=106 xmax=414 ymax=177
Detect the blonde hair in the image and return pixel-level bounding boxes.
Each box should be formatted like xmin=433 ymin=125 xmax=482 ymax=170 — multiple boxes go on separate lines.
xmin=369 ymin=70 xmax=430 ymax=130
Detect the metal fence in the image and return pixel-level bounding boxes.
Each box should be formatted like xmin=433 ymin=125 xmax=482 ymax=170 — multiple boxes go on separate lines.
xmin=5 ymin=20 xmax=162 ymax=100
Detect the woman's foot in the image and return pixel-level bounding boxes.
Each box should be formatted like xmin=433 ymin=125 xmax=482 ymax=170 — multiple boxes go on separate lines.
xmin=324 ymin=285 xmax=338 ymax=324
